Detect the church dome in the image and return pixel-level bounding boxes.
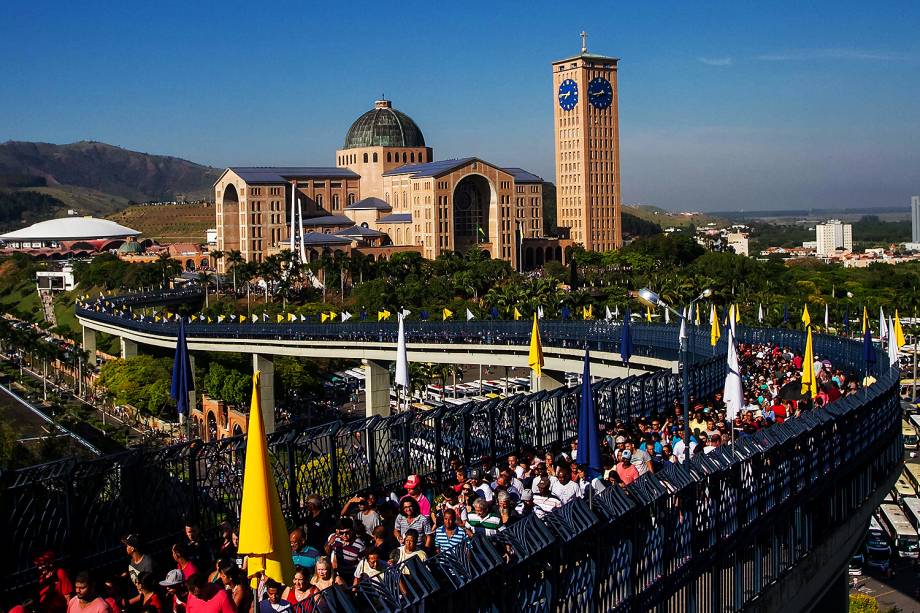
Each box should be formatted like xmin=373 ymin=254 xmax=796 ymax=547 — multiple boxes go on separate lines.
xmin=343 ymin=100 xmax=425 ymax=149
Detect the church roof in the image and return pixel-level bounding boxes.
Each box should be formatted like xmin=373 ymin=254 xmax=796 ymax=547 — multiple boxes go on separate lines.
xmin=226 ymin=167 xmax=359 ymax=184
xmin=501 ymin=168 xmax=544 ymax=184
xmin=377 ymin=213 xmax=412 ymax=224
xmin=383 ymin=158 xmax=476 ymax=178
xmin=345 ymin=196 xmax=391 ymax=211
xmin=300 ymin=233 xmax=352 ymax=246
xmin=300 ymin=215 xmax=354 ymax=227
xmin=343 ymin=100 xmax=426 ymax=149
xmin=334 ymin=225 xmax=386 ymax=238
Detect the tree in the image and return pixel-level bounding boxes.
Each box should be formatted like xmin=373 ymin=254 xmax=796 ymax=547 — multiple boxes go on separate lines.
xmin=210 ymin=249 xmax=224 ymax=294
xmin=227 ymin=250 xmax=244 ymax=294
xmin=196 ymin=271 xmax=211 ymax=308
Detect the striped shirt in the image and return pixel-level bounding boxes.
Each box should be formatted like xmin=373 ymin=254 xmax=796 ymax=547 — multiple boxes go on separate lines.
xmin=434 ymin=526 xmax=467 ymax=553
xmin=466 ymin=512 xmax=501 ymax=537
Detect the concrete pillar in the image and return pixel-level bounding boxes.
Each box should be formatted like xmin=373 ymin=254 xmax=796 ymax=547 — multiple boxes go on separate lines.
xmin=82 ymin=327 xmax=97 ymax=361
xmin=253 ymin=353 xmax=276 ymax=434
xmin=531 ymin=369 xmax=565 ymax=392
xmin=364 ymin=359 xmax=391 ymax=418
xmin=120 ymin=337 xmax=138 ymax=359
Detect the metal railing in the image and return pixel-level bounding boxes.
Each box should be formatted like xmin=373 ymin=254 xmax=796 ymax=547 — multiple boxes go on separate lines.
xmin=1 ymin=295 xmax=902 ymax=612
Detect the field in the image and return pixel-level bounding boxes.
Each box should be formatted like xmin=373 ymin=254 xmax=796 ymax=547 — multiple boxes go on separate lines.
xmin=25 ymin=185 xmax=131 ymax=217
xmin=624 ymin=204 xmax=729 ymax=230
xmin=107 ymin=203 xmax=214 ymax=243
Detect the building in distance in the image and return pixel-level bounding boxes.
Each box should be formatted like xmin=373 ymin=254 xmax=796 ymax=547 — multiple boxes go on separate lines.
xmin=815 ymin=219 xmax=853 ymax=256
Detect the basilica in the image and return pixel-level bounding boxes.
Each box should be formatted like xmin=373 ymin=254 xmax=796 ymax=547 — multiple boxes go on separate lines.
xmin=214 ymin=98 xmax=561 ymax=273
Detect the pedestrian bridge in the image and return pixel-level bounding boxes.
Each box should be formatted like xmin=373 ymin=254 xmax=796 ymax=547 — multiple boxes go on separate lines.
xmin=0 ymin=290 xmax=901 ymax=612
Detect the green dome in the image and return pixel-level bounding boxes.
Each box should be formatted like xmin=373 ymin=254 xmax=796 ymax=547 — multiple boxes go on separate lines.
xmin=117 ymin=240 xmax=143 ymax=254
xmin=343 ymin=100 xmax=425 ymax=149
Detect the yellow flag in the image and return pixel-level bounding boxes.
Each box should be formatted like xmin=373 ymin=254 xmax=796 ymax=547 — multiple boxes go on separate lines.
xmin=514 ymin=307 xmax=522 ymax=321
xmin=321 ymin=313 xmax=329 ymax=323
xmin=734 ymin=304 xmax=740 ymax=324
xmin=239 ymin=315 xmax=246 ymax=323
xmin=695 ymin=305 xmax=701 ymax=326
xmin=154 ymin=315 xmax=161 ymax=322
xmin=329 ymin=312 xmax=337 ymax=320
xmin=190 ymin=314 xmax=197 ymax=322
xmin=442 ymin=308 xmax=453 ymax=321
xmin=645 ymin=305 xmax=652 ymax=322
xmin=800 ymin=326 xmax=817 ymax=398
xmin=801 ymin=304 xmax=811 ymax=328
xmin=238 ymin=372 xmax=295 ymax=587
xmin=288 ymin=313 xmax=296 ymax=322
xmin=528 ymin=315 xmax=544 ymax=377
xmin=894 ymin=310 xmax=906 ymax=348
xmin=378 ymin=309 xmax=391 ymax=321
xmin=710 ymin=304 xmax=720 ymax=346
xmin=862 ymin=306 xmax=868 ymax=334
xmin=207 ymin=316 xmax=213 ymax=323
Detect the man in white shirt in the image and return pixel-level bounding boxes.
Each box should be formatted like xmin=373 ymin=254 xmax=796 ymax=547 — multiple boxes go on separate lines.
xmin=550 ymin=465 xmax=580 ymax=505
xmin=532 ymin=478 xmax=562 ymax=519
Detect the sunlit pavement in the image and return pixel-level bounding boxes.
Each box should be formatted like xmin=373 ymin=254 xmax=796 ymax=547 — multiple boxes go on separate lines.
xmin=849 ymin=560 xmax=920 ymax=612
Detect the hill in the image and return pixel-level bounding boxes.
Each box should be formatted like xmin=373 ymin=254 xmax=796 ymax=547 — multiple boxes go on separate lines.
xmin=624 ymin=204 xmax=729 ymax=230
xmin=108 ymin=203 xmax=215 ymax=243
xmin=0 ymin=140 xmax=219 ymax=224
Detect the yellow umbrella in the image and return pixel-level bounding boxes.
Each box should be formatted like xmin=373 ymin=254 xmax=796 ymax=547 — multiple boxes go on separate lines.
xmin=710 ymin=304 xmax=720 ymax=346
xmin=894 ymin=310 xmax=906 ymax=348
xmin=238 ymin=372 xmax=294 ymax=587
xmin=800 ymin=326 xmax=817 ymax=398
xmin=528 ymin=314 xmax=544 ymax=377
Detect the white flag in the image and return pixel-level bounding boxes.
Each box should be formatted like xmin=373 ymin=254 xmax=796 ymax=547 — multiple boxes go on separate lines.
xmin=341 ymin=311 xmax=353 ymax=322
xmin=664 ymin=309 xmax=670 ymax=324
xmin=395 ymin=313 xmax=410 ymax=389
xmin=758 ymin=303 xmax=764 ymax=323
xmin=262 ymin=312 xmax=269 ymax=321
xmin=879 ymin=307 xmax=888 ymax=340
xmin=401 ymin=308 xmax=412 ymax=317
xmin=614 ymin=305 xmax=620 ymax=319
xmin=605 ymin=305 xmax=613 ymax=321
xmin=466 ymin=308 xmax=475 ymax=321
xmin=679 ymin=316 xmax=687 ymax=345
xmin=723 ymin=326 xmax=744 ymax=421
xmin=824 ymin=304 xmax=829 ymax=329
xmin=217 ymin=315 xmax=225 ymax=323
xmin=537 ymin=306 xmax=544 ymax=320
xmin=888 ymin=316 xmax=899 ymax=367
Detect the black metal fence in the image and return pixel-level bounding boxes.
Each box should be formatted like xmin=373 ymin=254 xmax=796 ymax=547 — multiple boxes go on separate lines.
xmin=1 ymin=306 xmax=902 ymax=612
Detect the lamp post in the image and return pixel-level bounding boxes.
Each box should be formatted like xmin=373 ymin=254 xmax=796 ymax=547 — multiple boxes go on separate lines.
xmin=638 ymin=287 xmax=712 ymax=464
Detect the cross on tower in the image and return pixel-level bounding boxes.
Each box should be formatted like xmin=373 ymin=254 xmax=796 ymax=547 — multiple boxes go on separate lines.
xmin=580 ymin=30 xmax=587 ymax=53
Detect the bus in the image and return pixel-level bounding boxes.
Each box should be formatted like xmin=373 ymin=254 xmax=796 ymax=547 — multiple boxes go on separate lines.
xmin=902 ymin=496 xmax=920 ymax=532
xmin=905 ymin=462 xmax=920 ymax=494
xmin=905 ymin=419 xmax=920 ymax=452
xmin=866 ymin=516 xmax=892 ymax=570
xmin=893 ymin=472 xmax=917 ymax=502
xmin=879 ymin=502 xmax=920 ymax=559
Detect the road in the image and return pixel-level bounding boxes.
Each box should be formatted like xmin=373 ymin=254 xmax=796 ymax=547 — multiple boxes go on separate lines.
xmin=850 ymin=560 xmax=920 ymax=612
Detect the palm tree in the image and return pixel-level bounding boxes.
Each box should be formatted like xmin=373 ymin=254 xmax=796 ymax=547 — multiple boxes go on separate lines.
xmin=196 ymin=271 xmax=211 ymax=308
xmin=227 ymin=250 xmax=244 ymax=294
xmin=210 ymin=250 xmax=224 ymax=294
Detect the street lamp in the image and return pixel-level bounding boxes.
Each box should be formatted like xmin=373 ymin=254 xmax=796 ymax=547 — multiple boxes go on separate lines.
xmin=638 ymin=287 xmax=712 ymax=464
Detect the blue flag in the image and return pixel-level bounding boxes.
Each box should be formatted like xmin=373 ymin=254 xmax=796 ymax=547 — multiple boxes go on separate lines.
xmin=783 ymin=304 xmax=789 ymax=323
xmin=561 ymin=305 xmax=572 ymax=320
xmin=420 ymin=310 xmax=429 ymax=321
xmin=620 ymin=309 xmax=633 ymax=364
xmin=844 ymin=304 xmax=850 ymax=334
xmin=578 ymin=349 xmax=603 ymax=479
xmin=490 ymin=306 xmax=499 ymax=320
xmin=169 ymin=318 xmax=194 ymax=417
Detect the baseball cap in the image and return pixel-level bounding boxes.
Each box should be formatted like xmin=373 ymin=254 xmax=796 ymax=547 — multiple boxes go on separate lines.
xmin=159 ymin=568 xmax=185 ymax=587
xmin=121 ymin=534 xmax=141 ymax=548
xmin=403 ymin=475 xmax=422 ymax=490
xmin=622 ymin=450 xmax=632 ymax=460
xmin=615 ymin=435 xmax=626 ymax=444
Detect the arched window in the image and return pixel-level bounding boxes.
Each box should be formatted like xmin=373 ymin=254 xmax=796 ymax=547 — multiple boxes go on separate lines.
xmin=316 ymin=194 xmax=324 ymax=208
xmin=363 ymin=153 xmax=368 ymax=163
xmin=332 ymin=194 xmax=339 ymax=210
xmin=347 ymin=193 xmax=356 ymax=205
xmin=396 ymin=227 xmax=402 ymax=243
xmin=373 ymin=152 xmax=378 ymax=162
xmin=402 ymin=152 xmax=407 ymax=163
xmin=410 ymin=152 xmax=415 ymax=163
xmin=387 ymin=152 xmax=392 ymax=162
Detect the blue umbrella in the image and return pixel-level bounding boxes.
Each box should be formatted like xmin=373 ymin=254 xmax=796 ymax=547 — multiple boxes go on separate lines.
xmin=577 ymin=349 xmax=603 ymax=479
xmin=170 ymin=317 xmax=194 ymax=418
xmin=620 ymin=309 xmax=633 ymax=364
xmin=862 ymin=326 xmax=876 ymax=376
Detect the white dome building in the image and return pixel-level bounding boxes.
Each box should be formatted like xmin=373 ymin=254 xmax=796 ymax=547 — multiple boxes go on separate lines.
xmin=0 ymin=216 xmax=141 ymax=256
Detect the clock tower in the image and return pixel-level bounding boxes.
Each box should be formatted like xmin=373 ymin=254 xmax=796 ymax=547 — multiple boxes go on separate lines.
xmin=552 ymin=33 xmax=622 ymax=251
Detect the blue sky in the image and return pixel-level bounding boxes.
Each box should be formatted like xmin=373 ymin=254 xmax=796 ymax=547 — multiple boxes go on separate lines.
xmin=2 ymin=1 xmax=919 ymax=211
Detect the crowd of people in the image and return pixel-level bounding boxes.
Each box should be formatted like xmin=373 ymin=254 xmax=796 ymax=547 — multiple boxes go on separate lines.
xmin=17 ymin=340 xmax=860 ymax=613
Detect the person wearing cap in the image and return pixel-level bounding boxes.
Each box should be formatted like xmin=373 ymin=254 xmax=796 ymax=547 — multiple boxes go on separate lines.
xmin=615 ymin=450 xmax=639 ymax=486
xmin=121 ymin=534 xmax=154 ymax=585
xmin=400 ymin=474 xmax=431 ymax=518
xmin=159 ymin=569 xmax=187 ymax=613
xmin=36 ymin=551 xmax=73 ymax=613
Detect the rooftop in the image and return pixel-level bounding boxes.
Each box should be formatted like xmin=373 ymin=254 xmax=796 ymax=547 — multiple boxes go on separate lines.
xmin=227 ymin=167 xmax=359 ymax=184
xmin=345 ymin=196 xmax=391 ymax=211
xmin=343 ymin=100 xmax=426 ymax=149
xmin=0 ymin=217 xmax=141 ymax=241
xmin=300 ymin=215 xmax=354 ymax=227
xmin=377 ymin=213 xmax=412 ymax=224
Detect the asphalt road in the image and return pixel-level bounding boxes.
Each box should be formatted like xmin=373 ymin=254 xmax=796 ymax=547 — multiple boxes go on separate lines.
xmin=850 ymin=559 xmax=920 ymax=612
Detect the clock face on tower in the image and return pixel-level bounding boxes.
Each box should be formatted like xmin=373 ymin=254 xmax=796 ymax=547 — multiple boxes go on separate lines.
xmin=557 ymin=78 xmax=578 ymax=111
xmin=588 ymin=77 xmax=613 ymax=109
